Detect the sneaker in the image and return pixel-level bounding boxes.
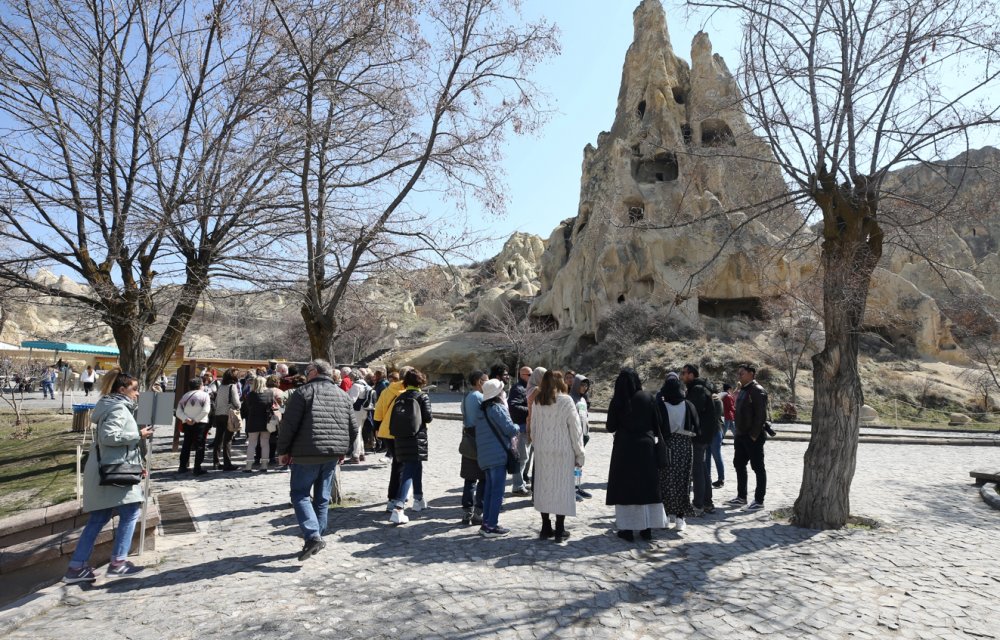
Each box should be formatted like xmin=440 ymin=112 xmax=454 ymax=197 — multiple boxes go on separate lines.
xmin=575 ymin=494 xmax=584 ymax=502
xmin=576 ymin=488 xmax=593 ymax=499
xmin=461 ymin=512 xmax=473 ymax=526
xmin=411 ymin=498 xmax=427 ymax=512
xmin=511 ymin=488 xmax=530 ymax=497
xmin=193 ymin=468 xmax=208 ymax=476
xmin=667 ymin=515 xmax=676 ymax=528
xmin=712 ymin=480 xmax=725 ymax=488
xmin=746 ymin=500 xmax=765 ymax=511
xmin=390 ymin=508 xmax=409 ymax=525
xmin=106 ymin=561 xmax=144 ymax=578
xmin=63 ymin=566 xmax=97 ymax=584
xmin=480 ymin=525 xmax=510 ymax=538
xmin=297 ymin=537 xmax=326 ymax=562
xmin=727 ymin=496 xmax=747 ymax=506
xmin=704 ymin=503 xmax=716 ymax=514
xmin=691 ymin=507 xmax=704 ymax=517
xmin=344 ymin=457 xmax=360 ymax=465
xmin=471 ymin=511 xmax=483 ymax=526
xmin=676 ymin=518 xmax=687 ymax=532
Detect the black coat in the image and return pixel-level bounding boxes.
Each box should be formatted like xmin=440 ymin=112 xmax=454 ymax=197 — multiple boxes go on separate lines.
xmin=685 ymin=378 xmax=717 ymax=445
xmin=605 ymin=390 xmax=664 ymax=506
xmin=393 ymin=390 xmax=433 ymax=463
xmin=507 ymin=379 xmax=529 ymax=425
xmin=242 ymin=389 xmax=278 ymax=433
xmin=277 ymin=376 xmax=358 ymax=459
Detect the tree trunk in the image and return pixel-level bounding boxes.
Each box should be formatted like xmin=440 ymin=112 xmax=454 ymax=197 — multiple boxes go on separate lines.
xmin=111 ymin=322 xmax=148 ymax=387
xmin=793 ymin=239 xmax=873 ymax=529
xmin=143 ymin=264 xmax=210 ymax=388
xmin=301 ymin=305 xmax=337 ymax=365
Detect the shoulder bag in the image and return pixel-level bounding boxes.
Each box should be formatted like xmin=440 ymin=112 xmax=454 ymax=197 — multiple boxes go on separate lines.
xmin=226 ymin=385 xmax=242 ymax=433
xmin=95 ymin=441 xmax=144 ymax=487
xmin=483 ymin=405 xmax=519 ymax=474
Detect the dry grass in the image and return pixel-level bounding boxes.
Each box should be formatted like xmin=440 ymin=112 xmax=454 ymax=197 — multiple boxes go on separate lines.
xmin=0 ymin=412 xmax=80 ymax=519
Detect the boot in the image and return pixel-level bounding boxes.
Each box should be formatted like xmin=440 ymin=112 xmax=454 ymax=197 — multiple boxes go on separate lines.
xmin=539 ymin=514 xmax=554 ymax=539
xmin=554 ymin=515 xmax=570 ymax=542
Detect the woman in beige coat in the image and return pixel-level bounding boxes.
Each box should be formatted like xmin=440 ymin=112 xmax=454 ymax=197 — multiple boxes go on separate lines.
xmin=530 ymin=370 xmax=585 ymax=542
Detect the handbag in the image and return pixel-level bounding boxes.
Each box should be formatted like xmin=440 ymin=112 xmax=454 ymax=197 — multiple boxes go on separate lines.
xmin=458 ymin=427 xmax=477 ymax=459
xmin=483 ymin=406 xmax=519 ymax=474
xmin=95 ymin=442 xmax=144 ymax=487
xmin=267 ymin=396 xmax=282 ymax=434
xmin=224 ymin=385 xmax=242 ymax=433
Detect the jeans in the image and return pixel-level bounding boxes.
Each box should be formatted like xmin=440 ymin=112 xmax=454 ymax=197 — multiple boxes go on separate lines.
xmin=68 ymin=503 xmax=142 ymax=567
xmin=708 ymin=429 xmax=724 ymax=482
xmin=733 ymin=435 xmax=767 ymax=503
xmin=724 ymin=419 xmax=735 ymax=437
xmin=462 ymin=479 xmax=484 ymax=511
xmin=179 ymin=422 xmax=210 ymax=471
xmin=289 ymin=460 xmax=339 ymax=541
xmin=512 ymin=426 xmax=530 ymax=491
xmin=692 ymin=443 xmax=713 ymax=508
xmin=482 ymin=465 xmax=507 ymax=528
xmin=396 ymin=461 xmax=423 ymax=504
xmin=41 ymin=381 xmax=54 ymax=399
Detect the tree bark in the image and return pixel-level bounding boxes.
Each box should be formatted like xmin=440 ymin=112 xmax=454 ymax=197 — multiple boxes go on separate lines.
xmin=793 ymin=238 xmax=874 ymax=529
xmin=302 ymin=305 xmax=337 ymax=365
xmin=143 ymin=262 xmax=210 ymax=388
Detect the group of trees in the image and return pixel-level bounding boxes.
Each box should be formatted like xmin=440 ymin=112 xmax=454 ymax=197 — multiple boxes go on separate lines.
xmin=0 ymin=0 xmax=557 ymax=385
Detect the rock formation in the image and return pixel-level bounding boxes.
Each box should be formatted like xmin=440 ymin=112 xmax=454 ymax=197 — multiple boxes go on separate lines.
xmin=532 ymin=0 xmax=803 ymax=338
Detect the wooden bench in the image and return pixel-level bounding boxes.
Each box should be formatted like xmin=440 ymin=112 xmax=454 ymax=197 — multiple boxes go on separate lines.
xmin=969 ymin=469 xmax=1000 ymax=486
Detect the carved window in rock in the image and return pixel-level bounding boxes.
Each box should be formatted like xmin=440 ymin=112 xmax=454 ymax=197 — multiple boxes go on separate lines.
xmin=698 ymin=297 xmax=764 ymax=320
xmin=634 ymin=152 xmax=678 ymax=183
xmin=700 ymin=118 xmax=736 ymax=147
xmin=637 ymin=100 xmax=646 ymax=120
xmin=672 ymin=87 xmax=687 ymax=104
xmin=681 ymin=124 xmax=693 ymax=146
xmin=627 ymin=206 xmax=645 ymax=225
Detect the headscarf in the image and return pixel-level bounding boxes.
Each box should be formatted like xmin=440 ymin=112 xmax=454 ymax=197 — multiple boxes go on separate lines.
xmin=608 ymin=368 xmax=642 ymax=419
xmin=660 ymin=372 xmax=685 ymax=404
xmin=526 ymin=367 xmax=546 ymax=395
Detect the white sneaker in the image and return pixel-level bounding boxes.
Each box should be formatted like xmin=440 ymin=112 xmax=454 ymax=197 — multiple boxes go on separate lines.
xmin=667 ymin=515 xmax=676 ymax=528
xmin=411 ymin=498 xmax=427 ymax=512
xmin=676 ymin=518 xmax=687 ymax=532
xmin=389 ymin=508 xmax=409 ymax=525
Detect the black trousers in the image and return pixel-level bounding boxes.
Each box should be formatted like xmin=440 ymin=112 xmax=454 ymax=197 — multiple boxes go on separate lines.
xmin=212 ymin=415 xmax=234 ymax=467
xmin=733 ymin=435 xmax=766 ymax=503
xmin=179 ymin=422 xmax=210 ymax=471
xmin=385 ymin=440 xmax=402 ymax=501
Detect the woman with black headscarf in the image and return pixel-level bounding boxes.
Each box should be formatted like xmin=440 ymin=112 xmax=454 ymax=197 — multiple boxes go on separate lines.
xmin=605 ymin=368 xmax=668 ymax=541
xmin=656 ymin=372 xmax=699 ymax=533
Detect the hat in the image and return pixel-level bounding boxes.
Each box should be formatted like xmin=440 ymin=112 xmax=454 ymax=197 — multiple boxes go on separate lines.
xmin=482 ymin=378 xmax=505 ymax=401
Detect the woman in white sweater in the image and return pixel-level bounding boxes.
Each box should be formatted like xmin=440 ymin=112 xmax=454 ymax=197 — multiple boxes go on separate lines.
xmin=175 ymin=377 xmax=213 ymax=475
xmin=529 ymin=369 xmax=585 ymax=542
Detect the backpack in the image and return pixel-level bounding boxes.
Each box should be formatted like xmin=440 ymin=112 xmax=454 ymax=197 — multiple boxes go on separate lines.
xmin=389 ymin=392 xmax=422 ymax=437
xmin=354 ymin=386 xmax=375 ymax=412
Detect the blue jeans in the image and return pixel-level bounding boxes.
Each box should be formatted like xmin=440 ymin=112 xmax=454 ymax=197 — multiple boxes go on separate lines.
xmin=289 ymin=460 xmax=339 ymax=542
xmin=396 ymin=461 xmax=423 ymax=504
xmin=512 ymin=425 xmax=529 ymax=491
xmin=724 ymin=419 xmax=735 ymax=437
xmin=462 ymin=479 xmax=484 ymax=511
xmin=69 ymin=503 xmax=142 ymax=567
xmin=708 ymin=429 xmax=724 ymax=482
xmin=482 ymin=465 xmax=507 ymax=529
xmin=41 ymin=381 xmax=55 ymax=398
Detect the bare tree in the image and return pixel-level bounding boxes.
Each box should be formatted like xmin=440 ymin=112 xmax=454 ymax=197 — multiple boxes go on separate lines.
xmin=482 ymin=298 xmax=551 ymax=372
xmin=686 ymin=0 xmax=1000 ymax=528
xmin=0 ymin=0 xmax=284 ymax=386
xmin=268 ymin=0 xmax=558 ymax=363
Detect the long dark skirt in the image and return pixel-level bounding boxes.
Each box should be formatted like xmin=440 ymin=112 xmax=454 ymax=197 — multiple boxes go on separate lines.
xmin=658 ymin=433 xmax=693 ymax=517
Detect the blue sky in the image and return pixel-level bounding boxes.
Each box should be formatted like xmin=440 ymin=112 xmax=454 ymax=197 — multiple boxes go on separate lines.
xmin=462 ymin=0 xmax=741 ymax=256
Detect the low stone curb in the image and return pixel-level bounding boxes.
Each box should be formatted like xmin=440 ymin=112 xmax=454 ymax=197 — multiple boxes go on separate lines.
xmin=0 ymin=585 xmax=68 ymax=635
xmin=980 ymin=483 xmax=1000 ymax=511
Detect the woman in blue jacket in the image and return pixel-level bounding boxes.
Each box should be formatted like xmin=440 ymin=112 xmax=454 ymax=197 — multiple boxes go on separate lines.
xmin=474 ymin=378 xmax=519 ymax=537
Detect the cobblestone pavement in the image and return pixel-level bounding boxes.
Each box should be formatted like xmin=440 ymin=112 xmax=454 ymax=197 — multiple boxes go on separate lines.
xmin=7 ymin=417 xmax=1000 ymax=639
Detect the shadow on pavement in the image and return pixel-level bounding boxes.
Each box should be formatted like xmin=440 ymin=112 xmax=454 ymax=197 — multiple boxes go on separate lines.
xmin=100 ymin=553 xmax=301 ymax=593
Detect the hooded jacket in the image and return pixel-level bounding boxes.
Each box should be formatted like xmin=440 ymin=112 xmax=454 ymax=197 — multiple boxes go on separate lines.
xmin=83 ymin=394 xmax=144 ymax=513
xmin=373 ymin=380 xmax=405 ymax=440
xmin=569 ymin=374 xmax=591 ymax=440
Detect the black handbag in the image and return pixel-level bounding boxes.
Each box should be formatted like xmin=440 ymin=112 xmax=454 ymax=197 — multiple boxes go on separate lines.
xmin=95 ymin=442 xmax=144 ymax=487
xmin=483 ymin=407 xmax=519 ymax=474
xmin=458 ymin=427 xmax=478 ymax=459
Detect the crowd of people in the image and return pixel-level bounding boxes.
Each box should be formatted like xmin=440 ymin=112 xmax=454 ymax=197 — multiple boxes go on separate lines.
xmin=65 ymin=356 xmax=771 ymax=576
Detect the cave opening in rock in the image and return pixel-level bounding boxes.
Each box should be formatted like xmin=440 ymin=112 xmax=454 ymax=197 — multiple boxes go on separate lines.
xmin=701 ymin=118 xmax=736 ymax=147
xmin=628 ymin=206 xmax=645 ymax=224
xmin=633 ymin=152 xmax=678 ymax=183
xmin=617 ymin=294 xmax=626 ymax=304
xmin=698 ymin=296 xmax=764 ymax=320
xmin=672 ymin=87 xmax=687 ymax=104
xmin=681 ymin=123 xmax=693 ymax=145
xmin=637 ymin=100 xmax=646 ymax=120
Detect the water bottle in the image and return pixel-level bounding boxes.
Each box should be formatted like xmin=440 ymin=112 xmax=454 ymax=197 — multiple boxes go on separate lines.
xmin=574 ymin=466 xmax=582 ymax=486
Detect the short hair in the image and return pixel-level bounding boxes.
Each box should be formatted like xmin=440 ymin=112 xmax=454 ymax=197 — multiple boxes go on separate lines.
xmin=399 ymin=365 xmax=414 ymax=378
xmin=682 ymin=363 xmax=699 ymax=378
xmin=723 ymin=383 xmax=732 ymax=391
xmin=388 ymin=371 xmax=400 ymax=382
xmin=221 ymin=368 xmax=239 ymax=385
xmin=308 ymin=359 xmax=333 ymax=376
xmin=738 ymin=364 xmax=757 ymax=376
xmin=188 ymin=377 xmax=203 ymax=390
xmin=276 ymin=363 xmax=289 ymax=375
xmin=251 ymin=376 xmax=267 ymax=393
xmin=403 ymin=369 xmax=427 ymax=388
xmin=375 ymin=369 xmax=385 ymax=380
xmin=341 ymin=366 xmax=352 ymax=376
xmin=489 ymin=363 xmax=509 ymax=379
xmin=468 ymin=370 xmax=486 ymax=387
xmin=266 ymin=375 xmax=281 ymax=388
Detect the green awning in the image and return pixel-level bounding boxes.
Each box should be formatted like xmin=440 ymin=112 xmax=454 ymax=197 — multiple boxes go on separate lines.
xmin=20 ymin=340 xmax=120 ymax=356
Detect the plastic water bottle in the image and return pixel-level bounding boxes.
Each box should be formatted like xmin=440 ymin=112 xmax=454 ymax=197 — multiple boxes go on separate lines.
xmin=574 ymin=466 xmax=582 ymax=486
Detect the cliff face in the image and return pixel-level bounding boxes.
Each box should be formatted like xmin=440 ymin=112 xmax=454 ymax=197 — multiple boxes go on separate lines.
xmin=532 ymin=0 xmax=803 ymax=337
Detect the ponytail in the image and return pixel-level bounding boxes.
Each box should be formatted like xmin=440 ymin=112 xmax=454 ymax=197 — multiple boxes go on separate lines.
xmin=98 ymin=367 xmax=137 ymax=396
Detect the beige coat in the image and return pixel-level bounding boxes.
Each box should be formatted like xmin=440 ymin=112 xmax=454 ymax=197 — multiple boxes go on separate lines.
xmin=530 ymin=394 xmax=585 ymax=516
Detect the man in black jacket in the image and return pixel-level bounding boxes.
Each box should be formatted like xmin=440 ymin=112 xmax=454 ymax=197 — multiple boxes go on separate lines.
xmin=728 ymin=364 xmax=768 ymax=511
xmin=682 ymin=364 xmax=718 ymax=515
xmin=507 ymin=366 xmax=531 ymax=495
xmin=278 ymin=359 xmax=359 ymax=561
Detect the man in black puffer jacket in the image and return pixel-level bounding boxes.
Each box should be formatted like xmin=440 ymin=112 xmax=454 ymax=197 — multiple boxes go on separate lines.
xmin=278 ymin=359 xmax=358 ymax=561
xmin=682 ymin=364 xmax=718 ymax=515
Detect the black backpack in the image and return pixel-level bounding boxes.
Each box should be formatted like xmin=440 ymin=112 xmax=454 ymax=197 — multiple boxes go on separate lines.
xmin=389 ymin=392 xmax=422 ymax=437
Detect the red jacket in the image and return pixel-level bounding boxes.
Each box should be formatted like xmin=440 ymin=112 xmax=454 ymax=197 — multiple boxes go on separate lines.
xmin=340 ymin=377 xmax=353 ymax=392
xmin=722 ymin=394 xmax=736 ymax=421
